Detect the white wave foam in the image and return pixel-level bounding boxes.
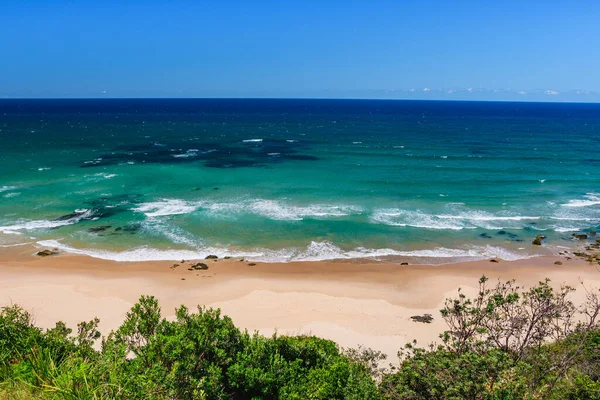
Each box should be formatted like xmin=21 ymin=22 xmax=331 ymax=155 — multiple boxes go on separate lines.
xmin=437 ymin=214 xmax=540 ymax=221
xmin=561 ymin=193 xmax=600 ymax=208
xmin=133 ymin=199 xmax=200 ymax=218
xmin=371 ymin=207 xmax=543 ymax=230
xmin=133 ymin=198 xmax=363 ymax=221
xmin=37 ymin=240 xmax=536 ymax=264
xmin=371 ymin=209 xmax=467 ymax=230
xmin=172 ymin=150 xmax=198 ymax=158
xmin=0 ymin=242 xmax=33 ymax=248
xmin=247 ymin=200 xmax=362 ymax=221
xmin=36 ymin=240 xmax=257 ymax=262
xmin=3 ymin=192 xmax=20 ymax=198
xmin=0 ymin=209 xmax=94 ymax=235
xmin=0 ymin=186 xmax=17 ymax=193
xmin=242 ymin=138 xmax=263 ymax=143
xmin=141 ymin=219 xmax=203 ymax=248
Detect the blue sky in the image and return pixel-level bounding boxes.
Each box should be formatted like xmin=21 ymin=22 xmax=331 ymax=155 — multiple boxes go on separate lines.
xmin=1 ymin=1 xmax=599 ymax=101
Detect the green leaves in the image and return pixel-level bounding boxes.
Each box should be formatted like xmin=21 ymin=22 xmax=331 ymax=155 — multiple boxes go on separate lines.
xmin=1 ymin=284 xmax=599 ymax=399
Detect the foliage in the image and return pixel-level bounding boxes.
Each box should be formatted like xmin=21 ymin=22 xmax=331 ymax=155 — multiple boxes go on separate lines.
xmin=0 ymin=297 xmax=378 ymax=399
xmin=0 ymin=276 xmax=599 ymax=399
xmin=381 ymin=276 xmax=600 ymax=399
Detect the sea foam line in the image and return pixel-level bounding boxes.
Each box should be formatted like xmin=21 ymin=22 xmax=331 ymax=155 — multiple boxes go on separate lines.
xmin=132 ymin=198 xmax=363 ymax=221
xmin=561 ymin=193 xmax=600 ymax=208
xmin=0 ymin=186 xmax=18 ymax=193
xmin=0 ymin=210 xmax=94 ymax=235
xmin=36 ymin=240 xmax=537 ymax=263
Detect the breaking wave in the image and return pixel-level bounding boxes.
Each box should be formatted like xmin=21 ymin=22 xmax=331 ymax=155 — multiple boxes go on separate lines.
xmin=36 ymin=239 xmax=537 ymax=263
xmin=561 ymin=193 xmax=600 ymax=208
xmin=133 ymin=198 xmax=363 ymax=221
xmin=0 ymin=210 xmax=95 ymax=235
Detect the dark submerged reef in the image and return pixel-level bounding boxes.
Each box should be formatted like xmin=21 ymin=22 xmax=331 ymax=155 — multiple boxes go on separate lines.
xmin=80 ymin=138 xmax=318 ymax=169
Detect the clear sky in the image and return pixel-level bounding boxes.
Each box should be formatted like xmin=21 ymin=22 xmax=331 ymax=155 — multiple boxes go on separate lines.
xmin=1 ymin=1 xmax=599 ymax=101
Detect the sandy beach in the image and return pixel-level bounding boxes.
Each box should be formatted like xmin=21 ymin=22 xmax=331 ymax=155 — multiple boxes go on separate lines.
xmin=1 ymin=244 xmax=599 ymax=363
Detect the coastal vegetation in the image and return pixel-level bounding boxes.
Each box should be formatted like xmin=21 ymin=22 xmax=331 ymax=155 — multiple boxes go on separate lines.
xmin=1 ymin=276 xmax=599 ymax=399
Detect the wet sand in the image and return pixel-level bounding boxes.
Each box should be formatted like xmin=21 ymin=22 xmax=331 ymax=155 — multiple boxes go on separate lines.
xmin=1 ymin=244 xmax=599 ymax=363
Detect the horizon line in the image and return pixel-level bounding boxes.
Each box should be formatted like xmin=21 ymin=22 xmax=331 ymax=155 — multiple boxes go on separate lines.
xmin=1 ymin=97 xmax=599 ymax=105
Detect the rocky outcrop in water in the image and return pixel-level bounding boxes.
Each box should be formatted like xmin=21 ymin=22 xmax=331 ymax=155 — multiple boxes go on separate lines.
xmin=532 ymin=235 xmax=545 ymax=246
xmin=88 ymin=225 xmax=112 ymax=233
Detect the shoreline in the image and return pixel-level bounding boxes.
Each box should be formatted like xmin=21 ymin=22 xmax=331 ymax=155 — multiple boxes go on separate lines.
xmin=1 ymin=244 xmax=599 ymax=362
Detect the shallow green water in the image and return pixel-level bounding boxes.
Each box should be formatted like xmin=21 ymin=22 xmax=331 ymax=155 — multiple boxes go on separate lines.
xmin=1 ymin=99 xmax=599 ymax=262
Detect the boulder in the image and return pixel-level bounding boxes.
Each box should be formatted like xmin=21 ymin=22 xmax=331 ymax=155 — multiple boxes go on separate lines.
xmin=248 ymin=263 xmax=257 ymax=266
xmin=36 ymin=249 xmax=58 ymax=257
xmin=554 ymin=261 xmax=563 ymax=265
xmin=572 ymin=233 xmax=588 ymax=240
xmin=188 ymin=262 xmax=209 ymax=271
xmin=205 ymin=255 xmax=218 ymax=260
xmin=489 ymin=259 xmax=499 ymax=263
xmin=532 ymin=237 xmax=543 ymax=246
xmin=401 ymin=262 xmax=409 ymax=265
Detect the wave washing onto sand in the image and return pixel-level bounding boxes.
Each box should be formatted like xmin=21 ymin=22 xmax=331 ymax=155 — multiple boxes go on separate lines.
xmin=0 ymin=210 xmax=95 ymax=235
xmin=36 ymin=239 xmax=537 ymax=263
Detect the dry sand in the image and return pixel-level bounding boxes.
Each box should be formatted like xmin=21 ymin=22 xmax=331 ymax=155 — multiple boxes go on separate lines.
xmin=1 ymin=244 xmax=599 ymax=363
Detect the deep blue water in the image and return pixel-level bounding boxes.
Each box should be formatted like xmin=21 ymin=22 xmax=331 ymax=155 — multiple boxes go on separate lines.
xmin=1 ymin=99 xmax=599 ymax=262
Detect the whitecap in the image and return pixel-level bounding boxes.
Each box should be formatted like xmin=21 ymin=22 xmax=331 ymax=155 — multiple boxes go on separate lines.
xmin=0 ymin=186 xmax=17 ymax=193
xmin=133 ymin=198 xmax=363 ymax=221
xmin=133 ymin=199 xmax=199 ymax=218
xmin=370 ymin=209 xmax=468 ymax=230
xmin=371 ymin=208 xmax=541 ymax=230
xmin=242 ymin=138 xmax=263 ymax=143
xmin=172 ymin=149 xmax=198 ymax=158
xmin=561 ymin=193 xmax=600 ymax=208
xmin=0 ymin=209 xmax=94 ymax=235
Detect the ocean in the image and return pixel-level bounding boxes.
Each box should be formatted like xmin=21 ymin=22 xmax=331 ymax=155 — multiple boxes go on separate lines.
xmin=1 ymin=99 xmax=599 ymax=263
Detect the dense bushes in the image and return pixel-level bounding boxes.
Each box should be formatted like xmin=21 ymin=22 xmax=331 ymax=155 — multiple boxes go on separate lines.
xmin=0 ymin=297 xmax=379 ymax=399
xmin=1 ymin=276 xmax=599 ymax=399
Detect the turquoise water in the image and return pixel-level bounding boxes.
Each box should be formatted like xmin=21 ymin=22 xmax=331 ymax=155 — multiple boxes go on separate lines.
xmin=1 ymin=99 xmax=599 ymax=262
